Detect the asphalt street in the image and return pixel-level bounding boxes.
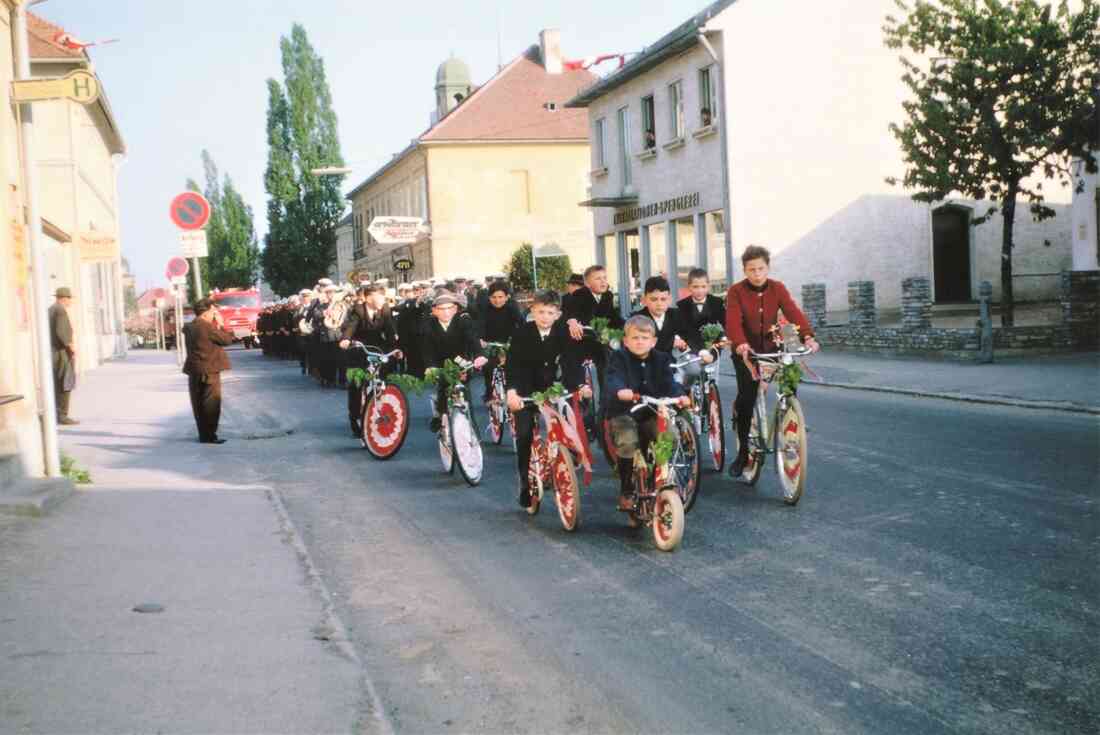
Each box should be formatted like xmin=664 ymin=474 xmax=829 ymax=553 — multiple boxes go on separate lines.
xmin=225 ymin=348 xmax=1098 ymax=734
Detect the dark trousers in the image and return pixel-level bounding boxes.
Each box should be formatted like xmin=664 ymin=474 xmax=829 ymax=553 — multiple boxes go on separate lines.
xmin=55 ymin=386 xmax=71 ymax=420
xmin=513 ymin=406 xmax=539 ymax=490
xmin=481 ymin=356 xmax=502 ymax=402
xmin=733 ymin=356 xmax=761 ymax=458
xmin=188 ymin=372 xmax=222 ymax=441
xmin=609 ymin=410 xmax=659 ymax=494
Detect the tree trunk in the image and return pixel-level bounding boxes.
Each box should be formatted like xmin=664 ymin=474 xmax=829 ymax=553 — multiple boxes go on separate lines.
xmin=1000 ymin=188 xmax=1017 ymax=328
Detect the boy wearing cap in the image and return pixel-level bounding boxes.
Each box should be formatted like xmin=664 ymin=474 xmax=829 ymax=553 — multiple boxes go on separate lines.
xmin=422 ymin=293 xmax=486 ymax=431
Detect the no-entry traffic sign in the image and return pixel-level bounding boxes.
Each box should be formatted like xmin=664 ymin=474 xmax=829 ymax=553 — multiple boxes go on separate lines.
xmin=169 ymin=192 xmax=211 ymax=231
xmin=165 ymin=256 xmax=189 ymax=279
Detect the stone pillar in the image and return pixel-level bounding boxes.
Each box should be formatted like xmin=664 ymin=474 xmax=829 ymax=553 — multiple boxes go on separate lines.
xmin=847 ymin=280 xmax=876 ymax=328
xmin=801 ymin=283 xmax=827 ymax=330
xmin=1061 ymin=270 xmax=1100 ymax=349
xmin=901 ymin=276 xmax=932 ymax=330
xmin=978 ymin=281 xmax=994 ymax=363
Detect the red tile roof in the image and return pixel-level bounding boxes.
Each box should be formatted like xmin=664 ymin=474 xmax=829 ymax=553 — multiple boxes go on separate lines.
xmin=421 ymin=46 xmax=595 ymax=142
xmin=27 ymin=12 xmax=87 ymax=61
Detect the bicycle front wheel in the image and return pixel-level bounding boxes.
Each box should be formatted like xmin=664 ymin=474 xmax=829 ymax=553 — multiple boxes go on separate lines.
xmin=451 ymin=407 xmax=484 ymax=486
xmin=775 ymin=396 xmax=807 ymax=505
xmin=438 ymin=413 xmax=455 ymax=474
xmin=671 ymin=414 xmax=702 ymax=513
xmin=652 ymin=488 xmax=685 ymax=552
xmin=363 ymin=384 xmax=409 ymax=460
xmin=553 ymin=447 xmax=580 ymax=532
xmin=486 ymin=380 xmax=505 ymax=445
xmin=705 ymin=383 xmax=726 ymax=473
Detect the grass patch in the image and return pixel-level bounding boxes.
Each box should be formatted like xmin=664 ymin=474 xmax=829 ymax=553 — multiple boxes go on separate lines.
xmin=60 ymin=454 xmax=92 ymax=484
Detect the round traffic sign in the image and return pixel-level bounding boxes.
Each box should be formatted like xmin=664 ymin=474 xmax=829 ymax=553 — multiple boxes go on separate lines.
xmin=165 ymin=256 xmax=189 ymax=278
xmin=169 ymin=192 xmax=211 ymax=231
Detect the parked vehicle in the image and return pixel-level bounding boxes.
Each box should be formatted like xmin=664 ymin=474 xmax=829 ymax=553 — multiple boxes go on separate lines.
xmin=209 ymin=288 xmax=262 ymax=348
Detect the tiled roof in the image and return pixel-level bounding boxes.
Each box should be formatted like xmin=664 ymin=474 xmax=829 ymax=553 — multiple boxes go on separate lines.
xmin=27 ymin=12 xmax=87 ymax=61
xmin=421 ymin=46 xmax=594 ymax=142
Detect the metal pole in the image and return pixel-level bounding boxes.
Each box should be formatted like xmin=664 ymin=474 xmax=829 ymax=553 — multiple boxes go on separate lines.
xmin=191 ymin=257 xmax=203 ymax=300
xmin=531 ymin=252 xmax=538 ymax=291
xmin=155 ymin=307 xmax=161 ymax=350
xmin=176 ymin=288 xmax=184 ymax=367
xmin=13 ymin=4 xmax=60 ymax=477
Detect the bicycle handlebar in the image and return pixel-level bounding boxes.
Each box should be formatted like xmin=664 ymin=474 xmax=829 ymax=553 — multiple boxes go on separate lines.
xmin=749 ymin=345 xmax=815 ymax=361
xmin=348 ymin=341 xmax=401 ymax=362
xmin=629 ymin=395 xmax=688 ymax=414
xmin=518 ymin=389 xmax=582 ymax=407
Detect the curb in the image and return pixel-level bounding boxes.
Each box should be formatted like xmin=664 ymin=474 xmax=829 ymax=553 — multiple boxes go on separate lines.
xmin=715 ymin=366 xmax=1099 ymax=415
xmin=801 ymin=379 xmax=1100 ymax=415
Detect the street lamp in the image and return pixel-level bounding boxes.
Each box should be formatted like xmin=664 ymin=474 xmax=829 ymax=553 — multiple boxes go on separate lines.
xmin=310 ymin=166 xmax=353 ymax=176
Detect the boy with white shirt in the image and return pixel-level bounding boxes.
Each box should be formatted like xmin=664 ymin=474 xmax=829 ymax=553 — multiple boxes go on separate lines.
xmin=631 ymin=276 xmax=714 ymax=387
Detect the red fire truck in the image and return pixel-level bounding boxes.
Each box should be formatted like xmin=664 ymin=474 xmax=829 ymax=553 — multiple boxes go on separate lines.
xmin=209 ymin=287 xmax=261 ymax=348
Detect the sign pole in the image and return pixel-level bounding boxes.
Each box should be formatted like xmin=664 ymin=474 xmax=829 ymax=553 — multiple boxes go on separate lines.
xmin=175 ymin=289 xmax=185 ymax=367
xmin=191 ymin=258 xmax=203 ymax=301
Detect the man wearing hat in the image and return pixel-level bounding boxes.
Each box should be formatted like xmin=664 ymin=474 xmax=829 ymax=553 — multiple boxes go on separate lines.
xmin=422 ymin=292 xmax=486 ymax=431
xmin=49 ymin=287 xmax=79 ymax=425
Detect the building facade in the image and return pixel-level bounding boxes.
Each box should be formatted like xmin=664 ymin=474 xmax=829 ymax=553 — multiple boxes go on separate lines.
xmin=348 ymin=30 xmax=596 ymax=285
xmin=332 ymin=213 xmax=354 ymax=283
xmin=568 ymin=0 xmax=1078 ymax=313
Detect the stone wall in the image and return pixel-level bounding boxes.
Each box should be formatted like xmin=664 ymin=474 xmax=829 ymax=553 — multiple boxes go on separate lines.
xmin=803 ymin=275 xmax=1090 ymax=359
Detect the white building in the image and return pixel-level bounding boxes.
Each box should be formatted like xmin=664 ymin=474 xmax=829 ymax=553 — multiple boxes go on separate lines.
xmin=567 ymin=0 xmax=1077 ymax=314
xmin=332 ymin=213 xmax=354 ymax=283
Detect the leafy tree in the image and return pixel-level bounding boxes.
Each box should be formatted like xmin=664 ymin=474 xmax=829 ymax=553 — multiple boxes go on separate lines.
xmin=261 ymin=24 xmax=347 ymax=296
xmin=505 ymin=243 xmax=572 ymax=291
xmin=884 ymin=0 xmax=1099 ymax=325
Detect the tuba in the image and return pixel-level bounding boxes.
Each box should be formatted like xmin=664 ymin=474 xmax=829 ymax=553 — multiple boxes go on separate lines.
xmin=323 ymin=290 xmax=350 ymax=330
xmin=297 ymin=304 xmax=315 ymax=335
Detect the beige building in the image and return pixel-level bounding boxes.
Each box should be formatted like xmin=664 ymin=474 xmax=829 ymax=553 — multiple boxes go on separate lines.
xmin=332 ymin=213 xmax=354 ymax=283
xmin=0 ymin=6 xmax=125 ymax=479
xmin=348 ymin=30 xmax=595 ymax=284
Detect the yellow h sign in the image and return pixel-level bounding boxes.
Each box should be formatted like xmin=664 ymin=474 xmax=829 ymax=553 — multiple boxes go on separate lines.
xmin=11 ymin=70 xmax=100 ymax=105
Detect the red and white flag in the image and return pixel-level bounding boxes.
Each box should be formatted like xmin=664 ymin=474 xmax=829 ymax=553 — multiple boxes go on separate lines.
xmin=52 ymin=31 xmax=119 ymax=51
xmin=563 ymin=53 xmax=626 ymax=71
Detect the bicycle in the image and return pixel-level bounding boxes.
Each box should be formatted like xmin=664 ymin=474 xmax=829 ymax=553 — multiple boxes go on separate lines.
xmin=482 ymin=342 xmax=516 ymax=450
xmin=621 ymin=395 xmax=690 ymax=551
xmin=675 ymin=342 xmax=728 ymax=474
xmin=347 ymin=342 xmax=410 ymax=460
xmin=435 ymin=357 xmax=485 ymax=487
xmin=517 ymin=386 xmax=592 ymax=530
xmin=730 ymin=342 xmax=813 ymax=505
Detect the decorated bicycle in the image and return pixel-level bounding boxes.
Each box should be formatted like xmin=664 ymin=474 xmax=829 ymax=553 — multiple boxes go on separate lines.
xmin=622 ymin=395 xmax=692 ymax=551
xmin=677 ymin=324 xmax=729 ymax=474
xmin=730 ymin=319 xmax=814 ymax=505
xmin=345 ymin=341 xmax=410 ymax=460
xmin=427 ymin=357 xmax=485 ymax=487
xmin=482 ymin=341 xmax=516 ymax=448
xmin=518 ymin=383 xmax=593 ymax=530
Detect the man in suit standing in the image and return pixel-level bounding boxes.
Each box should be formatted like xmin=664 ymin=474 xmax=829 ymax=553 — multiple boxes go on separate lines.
xmin=49 ymin=287 xmax=78 ymax=425
xmin=182 ymin=298 xmax=235 ymax=444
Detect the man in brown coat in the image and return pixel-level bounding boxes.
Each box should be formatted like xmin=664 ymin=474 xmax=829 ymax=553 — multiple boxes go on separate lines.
xmin=182 ymin=298 xmax=235 ymax=444
xmin=49 ymin=287 xmax=78 ymax=425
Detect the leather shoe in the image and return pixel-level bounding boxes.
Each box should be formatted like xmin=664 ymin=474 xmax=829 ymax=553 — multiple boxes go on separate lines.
xmin=200 ymin=437 xmax=227 ymax=445
xmin=58 ymin=417 xmax=80 ymax=425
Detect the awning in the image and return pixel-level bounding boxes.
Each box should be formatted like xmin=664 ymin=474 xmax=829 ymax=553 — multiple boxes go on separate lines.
xmin=578 ymin=195 xmax=639 ymax=208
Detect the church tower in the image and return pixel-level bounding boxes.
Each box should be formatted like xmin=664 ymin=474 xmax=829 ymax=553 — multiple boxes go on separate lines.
xmin=434 ymin=55 xmax=472 ymax=123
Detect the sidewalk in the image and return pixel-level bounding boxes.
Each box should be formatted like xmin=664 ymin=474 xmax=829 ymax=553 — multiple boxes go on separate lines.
xmin=0 ymin=350 xmax=380 ymax=735
xmin=719 ymin=350 xmax=1100 ymax=414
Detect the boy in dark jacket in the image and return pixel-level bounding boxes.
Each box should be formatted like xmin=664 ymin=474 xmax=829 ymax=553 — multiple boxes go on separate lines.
xmin=478 ymin=280 xmax=526 ymax=402
xmin=562 ymin=265 xmax=625 ymax=394
xmin=605 ymin=315 xmax=688 ymax=510
xmin=676 ymin=267 xmax=726 ymax=332
xmin=339 ymin=284 xmax=400 ymax=437
xmin=504 ymin=290 xmax=578 ymax=510
xmin=423 ymin=292 xmax=486 ymax=432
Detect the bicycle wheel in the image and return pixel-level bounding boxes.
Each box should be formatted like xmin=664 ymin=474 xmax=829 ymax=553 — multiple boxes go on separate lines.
xmin=486 ymin=380 xmax=505 ymax=445
xmin=438 ymin=413 xmax=455 ymax=474
xmin=362 ymin=384 xmax=410 ymax=460
xmin=775 ymin=396 xmax=808 ymax=505
xmin=599 ymin=417 xmax=619 ymax=469
xmin=652 ymin=488 xmax=685 ymax=552
xmin=527 ymin=436 xmax=546 ymax=515
xmin=671 ymin=414 xmax=702 ymax=513
xmin=706 ymin=384 xmax=726 ymax=473
xmin=508 ymin=411 xmax=518 ymax=454
xmin=553 ymin=447 xmax=580 ymax=531
xmin=580 ymin=361 xmax=600 ymax=440
xmin=451 ymin=407 xmax=483 ymax=486
xmin=732 ymin=393 xmax=766 ymax=486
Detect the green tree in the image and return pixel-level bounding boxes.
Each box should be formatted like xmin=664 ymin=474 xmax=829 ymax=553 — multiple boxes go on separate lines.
xmin=261 ymin=24 xmax=346 ymax=296
xmin=884 ymin=0 xmax=1099 ymax=326
xmin=504 ymin=243 xmax=572 ymax=292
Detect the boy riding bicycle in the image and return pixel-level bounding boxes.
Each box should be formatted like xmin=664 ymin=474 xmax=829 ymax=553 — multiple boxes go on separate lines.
xmin=725 ymin=245 xmax=819 ymax=477
xmin=605 ymin=315 xmax=689 ymax=511
xmin=563 ymin=264 xmax=625 ymax=391
xmin=505 ymin=290 xmax=583 ymax=510
xmin=423 ymin=292 xmax=487 ymax=432
xmin=632 ymin=275 xmax=715 ymax=386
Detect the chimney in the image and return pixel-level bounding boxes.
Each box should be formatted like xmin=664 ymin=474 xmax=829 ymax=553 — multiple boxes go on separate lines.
xmin=540 ymin=29 xmax=562 ymax=74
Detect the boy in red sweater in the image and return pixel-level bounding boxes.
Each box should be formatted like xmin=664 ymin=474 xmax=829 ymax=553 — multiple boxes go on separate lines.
xmin=725 ymin=245 xmax=820 ymax=477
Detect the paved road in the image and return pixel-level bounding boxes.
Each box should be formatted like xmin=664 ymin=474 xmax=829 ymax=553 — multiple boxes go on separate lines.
xmin=228 ymin=348 xmax=1097 ymax=734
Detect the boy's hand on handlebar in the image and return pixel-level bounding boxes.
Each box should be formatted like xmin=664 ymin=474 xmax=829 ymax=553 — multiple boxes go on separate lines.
xmin=339 ymin=339 xmax=350 ymax=350
xmin=473 ymin=356 xmax=488 ymax=370
xmin=567 ymin=319 xmax=584 ymax=340
xmin=735 ymin=343 xmax=750 ymax=357
xmin=673 ymin=336 xmax=688 ymax=352
xmin=677 ymin=396 xmax=692 ymax=409
xmin=701 ymin=351 xmax=715 ymax=364
xmin=579 ymin=385 xmax=593 ymax=399
xmin=617 ymin=388 xmax=636 ymax=402
xmin=805 ymin=337 xmax=820 ymax=353
xmin=506 ymin=389 xmax=523 ymax=412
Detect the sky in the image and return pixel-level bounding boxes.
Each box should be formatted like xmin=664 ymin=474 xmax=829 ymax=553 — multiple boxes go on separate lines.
xmin=39 ymin=0 xmax=705 ymax=292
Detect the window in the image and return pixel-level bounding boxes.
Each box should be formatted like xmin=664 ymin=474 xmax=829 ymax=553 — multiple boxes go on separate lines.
xmin=594 ymin=118 xmax=607 ymax=168
xmin=668 ymin=81 xmax=684 ymax=140
xmin=641 ymin=96 xmax=656 ymax=150
xmin=617 ymin=106 xmax=632 ymax=188
xmin=699 ymin=66 xmax=717 ymax=126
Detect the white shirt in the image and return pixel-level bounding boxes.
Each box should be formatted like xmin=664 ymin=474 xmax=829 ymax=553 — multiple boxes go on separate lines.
xmin=653 ymin=313 xmax=666 ymax=331
xmin=438 ymin=319 xmax=452 ymax=332
xmin=538 ymin=327 xmax=552 ymax=339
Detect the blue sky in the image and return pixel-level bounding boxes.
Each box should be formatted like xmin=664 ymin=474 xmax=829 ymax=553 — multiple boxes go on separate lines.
xmin=40 ymin=1 xmax=703 ymax=290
